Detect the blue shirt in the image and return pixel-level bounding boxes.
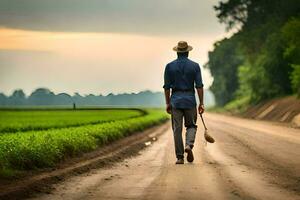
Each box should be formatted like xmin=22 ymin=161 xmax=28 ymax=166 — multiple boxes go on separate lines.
xmin=163 ymin=56 xmax=203 ymax=109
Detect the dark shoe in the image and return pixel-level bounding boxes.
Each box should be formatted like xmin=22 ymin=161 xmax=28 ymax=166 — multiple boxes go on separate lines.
xmin=185 ymin=145 xmax=194 ymax=163
xmin=175 ymin=158 xmax=184 ymax=164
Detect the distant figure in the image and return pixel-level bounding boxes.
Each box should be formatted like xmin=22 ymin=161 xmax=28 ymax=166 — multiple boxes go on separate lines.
xmin=73 ymin=102 xmax=76 ymax=110
xmin=163 ymin=41 xmax=204 ymax=164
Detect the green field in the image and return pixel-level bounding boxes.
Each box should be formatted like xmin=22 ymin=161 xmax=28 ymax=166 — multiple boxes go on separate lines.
xmin=0 ymin=109 xmax=144 ymax=133
xmin=0 ymin=108 xmax=168 ymax=178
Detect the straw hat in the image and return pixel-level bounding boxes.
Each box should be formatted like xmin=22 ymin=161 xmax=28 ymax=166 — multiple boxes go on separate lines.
xmin=173 ymin=41 xmax=193 ymax=52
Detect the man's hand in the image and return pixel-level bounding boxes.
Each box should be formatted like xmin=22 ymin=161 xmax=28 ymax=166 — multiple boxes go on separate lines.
xmin=198 ymin=104 xmax=204 ymax=114
xmin=166 ymin=103 xmax=172 ymax=114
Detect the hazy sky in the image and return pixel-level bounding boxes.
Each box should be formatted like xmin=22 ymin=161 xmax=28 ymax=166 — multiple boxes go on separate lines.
xmin=0 ymin=0 xmax=230 ymax=96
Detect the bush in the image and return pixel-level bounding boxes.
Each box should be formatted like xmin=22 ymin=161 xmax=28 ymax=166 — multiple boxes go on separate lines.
xmin=290 ymin=65 xmax=300 ymax=96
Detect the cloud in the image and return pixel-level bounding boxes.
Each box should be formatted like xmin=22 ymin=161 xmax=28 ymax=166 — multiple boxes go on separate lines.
xmin=0 ymin=32 xmax=216 ymax=96
xmin=0 ymin=1 xmax=226 ymax=95
xmin=0 ymin=0 xmax=223 ymax=35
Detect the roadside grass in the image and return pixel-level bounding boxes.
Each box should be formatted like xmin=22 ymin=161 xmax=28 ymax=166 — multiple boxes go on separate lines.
xmin=208 ymin=96 xmax=251 ymax=114
xmin=0 ymin=109 xmax=168 ymax=178
xmin=223 ymin=96 xmax=251 ymax=113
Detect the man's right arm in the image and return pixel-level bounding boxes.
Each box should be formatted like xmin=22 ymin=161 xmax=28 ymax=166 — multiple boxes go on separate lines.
xmin=164 ymin=89 xmax=171 ymax=114
xmin=163 ymin=64 xmax=172 ymax=114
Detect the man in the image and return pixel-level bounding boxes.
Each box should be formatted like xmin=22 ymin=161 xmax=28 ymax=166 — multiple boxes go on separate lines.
xmin=163 ymin=41 xmax=204 ymax=164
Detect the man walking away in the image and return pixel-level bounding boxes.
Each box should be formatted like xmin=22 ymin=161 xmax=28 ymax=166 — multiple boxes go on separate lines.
xmin=163 ymin=41 xmax=204 ymax=164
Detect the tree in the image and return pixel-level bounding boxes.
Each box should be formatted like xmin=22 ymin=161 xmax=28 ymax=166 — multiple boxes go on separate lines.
xmin=282 ymin=17 xmax=300 ymax=96
xmin=54 ymin=93 xmax=72 ymax=105
xmin=205 ymin=35 xmax=244 ymax=105
xmin=207 ymin=0 xmax=300 ymax=106
xmin=9 ymin=89 xmax=26 ymax=105
xmin=28 ymin=88 xmax=55 ymax=105
xmin=0 ymin=93 xmax=8 ymax=105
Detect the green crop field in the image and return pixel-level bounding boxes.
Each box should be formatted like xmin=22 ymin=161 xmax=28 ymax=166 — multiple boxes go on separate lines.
xmin=0 ymin=109 xmax=144 ymax=133
xmin=0 ymin=108 xmax=168 ymax=178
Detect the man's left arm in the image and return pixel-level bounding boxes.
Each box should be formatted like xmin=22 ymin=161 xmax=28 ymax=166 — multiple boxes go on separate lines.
xmin=195 ymin=64 xmax=204 ymax=114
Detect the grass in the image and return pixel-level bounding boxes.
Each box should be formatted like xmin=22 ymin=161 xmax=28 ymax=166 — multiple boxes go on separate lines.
xmin=223 ymin=96 xmax=251 ymax=113
xmin=0 ymin=109 xmax=143 ymax=133
xmin=208 ymin=96 xmax=251 ymax=114
xmin=0 ymin=109 xmax=168 ymax=178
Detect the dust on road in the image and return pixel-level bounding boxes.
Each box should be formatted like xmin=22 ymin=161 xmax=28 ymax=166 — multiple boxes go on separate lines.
xmin=29 ymin=113 xmax=300 ymax=200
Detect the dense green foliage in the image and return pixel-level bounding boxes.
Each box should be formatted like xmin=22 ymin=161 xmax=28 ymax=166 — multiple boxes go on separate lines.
xmin=206 ymin=0 xmax=300 ymax=106
xmin=0 ymin=109 xmax=143 ymax=133
xmin=282 ymin=18 xmax=300 ymax=95
xmin=0 ymin=109 xmax=168 ymax=177
xmin=205 ymin=36 xmax=243 ymax=105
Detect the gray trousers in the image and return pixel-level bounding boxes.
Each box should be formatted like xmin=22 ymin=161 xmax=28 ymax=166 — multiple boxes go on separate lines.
xmin=171 ymin=107 xmax=197 ymax=159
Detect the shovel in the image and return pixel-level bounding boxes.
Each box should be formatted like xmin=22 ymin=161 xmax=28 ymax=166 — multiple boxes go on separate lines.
xmin=200 ymin=114 xmax=215 ymax=144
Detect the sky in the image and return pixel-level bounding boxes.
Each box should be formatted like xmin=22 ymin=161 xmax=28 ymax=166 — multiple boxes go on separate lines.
xmin=0 ymin=0 xmax=230 ymax=96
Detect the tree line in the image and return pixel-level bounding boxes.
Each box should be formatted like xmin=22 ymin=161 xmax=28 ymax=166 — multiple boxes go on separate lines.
xmin=0 ymin=88 xmax=215 ymax=107
xmin=206 ymin=0 xmax=300 ymax=107
xmin=0 ymin=88 xmax=164 ymax=107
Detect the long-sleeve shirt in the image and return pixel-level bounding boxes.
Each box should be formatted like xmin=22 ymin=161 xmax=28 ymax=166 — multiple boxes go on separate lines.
xmin=163 ymin=56 xmax=203 ymax=109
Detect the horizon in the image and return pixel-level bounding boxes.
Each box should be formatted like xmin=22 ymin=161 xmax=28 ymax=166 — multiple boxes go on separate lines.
xmin=0 ymin=87 xmax=213 ymax=97
xmin=0 ymin=87 xmax=216 ymax=107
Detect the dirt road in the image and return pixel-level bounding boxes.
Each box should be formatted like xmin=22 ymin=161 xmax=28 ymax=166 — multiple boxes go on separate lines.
xmin=29 ymin=113 xmax=300 ymax=200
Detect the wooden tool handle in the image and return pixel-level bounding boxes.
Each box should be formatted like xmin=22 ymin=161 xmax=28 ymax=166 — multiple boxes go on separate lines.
xmin=200 ymin=114 xmax=208 ymax=130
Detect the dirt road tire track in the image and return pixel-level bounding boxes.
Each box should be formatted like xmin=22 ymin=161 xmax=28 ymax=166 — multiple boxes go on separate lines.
xmin=207 ymin=121 xmax=300 ymax=194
